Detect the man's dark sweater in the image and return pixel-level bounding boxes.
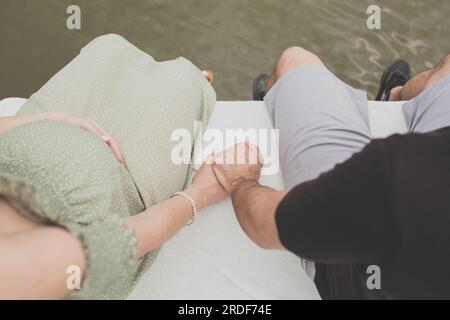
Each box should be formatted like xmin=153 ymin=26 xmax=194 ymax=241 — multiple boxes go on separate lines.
xmin=276 ymin=128 xmax=450 ymax=300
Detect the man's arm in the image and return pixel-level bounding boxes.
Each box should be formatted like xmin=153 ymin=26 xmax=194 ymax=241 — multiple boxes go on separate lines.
xmin=212 ymin=141 xmax=396 ymax=265
xmin=229 ymin=179 xmax=289 ymax=250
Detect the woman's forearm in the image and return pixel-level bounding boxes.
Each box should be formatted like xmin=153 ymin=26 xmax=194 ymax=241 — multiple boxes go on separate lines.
xmin=0 ymin=116 xmax=36 ymax=135
xmin=126 ymin=186 xmax=205 ymax=260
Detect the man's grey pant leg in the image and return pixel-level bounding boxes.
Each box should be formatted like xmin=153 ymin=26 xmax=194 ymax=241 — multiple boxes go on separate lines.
xmin=403 ymin=74 xmax=450 ymax=133
xmin=264 ymin=65 xmax=373 ymax=189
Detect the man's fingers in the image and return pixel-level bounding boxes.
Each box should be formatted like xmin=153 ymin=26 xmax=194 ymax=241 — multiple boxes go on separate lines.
xmin=212 ymin=143 xmax=263 ymax=166
xmin=248 ymin=143 xmax=264 ymax=165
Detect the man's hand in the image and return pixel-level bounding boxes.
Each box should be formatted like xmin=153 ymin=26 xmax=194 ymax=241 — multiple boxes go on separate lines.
xmin=212 ymin=143 xmax=263 ymax=194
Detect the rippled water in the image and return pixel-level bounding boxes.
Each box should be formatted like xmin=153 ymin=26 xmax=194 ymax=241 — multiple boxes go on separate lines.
xmin=1 ymin=0 xmax=449 ymax=100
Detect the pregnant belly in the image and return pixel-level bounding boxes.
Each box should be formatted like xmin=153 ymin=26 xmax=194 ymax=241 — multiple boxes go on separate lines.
xmin=0 ymin=119 xmax=144 ymax=227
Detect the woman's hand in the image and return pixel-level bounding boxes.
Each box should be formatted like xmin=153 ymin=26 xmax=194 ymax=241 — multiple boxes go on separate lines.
xmin=186 ymin=160 xmax=229 ymax=210
xmin=33 ymin=112 xmax=124 ymax=163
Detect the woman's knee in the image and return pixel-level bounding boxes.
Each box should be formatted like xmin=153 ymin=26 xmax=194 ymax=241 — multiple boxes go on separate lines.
xmin=275 ymin=46 xmax=324 ymax=79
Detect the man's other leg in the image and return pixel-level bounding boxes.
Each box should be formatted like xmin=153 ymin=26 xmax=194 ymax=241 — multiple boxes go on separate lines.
xmin=390 ymin=54 xmax=450 ymax=102
xmin=392 ymin=54 xmax=450 ymax=133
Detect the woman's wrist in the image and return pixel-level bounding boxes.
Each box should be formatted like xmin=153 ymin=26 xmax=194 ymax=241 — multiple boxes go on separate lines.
xmin=0 ymin=115 xmax=38 ymax=135
xmin=184 ymin=185 xmax=207 ymax=211
xmin=17 ymin=113 xmax=48 ymax=127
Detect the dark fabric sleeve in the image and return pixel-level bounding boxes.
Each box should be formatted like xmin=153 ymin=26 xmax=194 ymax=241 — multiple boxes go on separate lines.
xmin=276 ymin=140 xmax=397 ymax=265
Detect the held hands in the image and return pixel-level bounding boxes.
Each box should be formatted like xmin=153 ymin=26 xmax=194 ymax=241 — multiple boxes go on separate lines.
xmin=212 ymin=143 xmax=263 ymax=194
xmin=189 ymin=143 xmax=263 ymax=208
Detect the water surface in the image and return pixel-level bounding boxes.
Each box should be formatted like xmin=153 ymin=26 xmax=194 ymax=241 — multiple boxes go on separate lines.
xmin=1 ymin=0 xmax=449 ymax=100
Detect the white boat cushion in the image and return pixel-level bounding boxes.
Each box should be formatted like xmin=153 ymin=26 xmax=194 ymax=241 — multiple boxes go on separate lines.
xmin=0 ymin=98 xmax=407 ymax=300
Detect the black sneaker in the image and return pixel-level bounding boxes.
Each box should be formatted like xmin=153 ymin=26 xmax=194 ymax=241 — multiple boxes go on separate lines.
xmin=252 ymin=74 xmax=269 ymax=101
xmin=375 ymin=59 xmax=411 ymax=101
